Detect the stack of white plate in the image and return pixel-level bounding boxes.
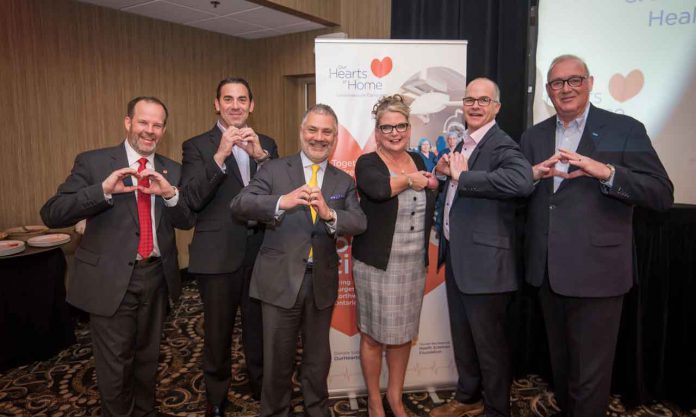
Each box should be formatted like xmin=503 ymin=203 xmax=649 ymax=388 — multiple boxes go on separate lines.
xmin=0 ymin=240 xmax=26 ymax=256
xmin=27 ymin=233 xmax=71 ymax=248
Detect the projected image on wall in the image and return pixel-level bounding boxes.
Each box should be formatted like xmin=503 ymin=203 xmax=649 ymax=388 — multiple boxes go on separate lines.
xmin=534 ymin=0 xmax=696 ymax=203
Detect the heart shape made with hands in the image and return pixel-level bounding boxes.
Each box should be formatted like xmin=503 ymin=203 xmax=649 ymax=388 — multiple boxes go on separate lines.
xmin=608 ymin=69 xmax=644 ymax=103
xmin=370 ymin=56 xmax=393 ymax=78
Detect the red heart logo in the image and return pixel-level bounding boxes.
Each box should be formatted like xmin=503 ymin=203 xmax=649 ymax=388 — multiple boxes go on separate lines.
xmin=608 ymin=70 xmax=644 ymax=102
xmin=371 ymin=57 xmax=393 ymax=78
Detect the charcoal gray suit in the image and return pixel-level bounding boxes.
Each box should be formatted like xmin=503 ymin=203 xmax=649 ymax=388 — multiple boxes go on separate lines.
xmin=181 ymin=124 xmax=277 ymax=402
xmin=520 ymin=104 xmax=673 ymax=417
xmin=41 ymin=142 xmax=194 ymax=417
xmin=438 ymin=124 xmax=534 ymax=417
xmin=230 ymin=152 xmax=366 ymax=417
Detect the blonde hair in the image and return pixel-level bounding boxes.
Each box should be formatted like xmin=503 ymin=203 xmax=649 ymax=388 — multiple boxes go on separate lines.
xmin=372 ymin=94 xmax=410 ymax=127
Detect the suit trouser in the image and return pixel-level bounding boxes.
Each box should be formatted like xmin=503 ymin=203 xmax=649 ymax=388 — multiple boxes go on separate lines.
xmin=445 ymin=247 xmax=512 ymax=417
xmin=90 ymin=259 xmax=167 ymax=417
xmin=539 ymin=277 xmax=624 ymax=417
xmin=260 ymin=271 xmax=333 ymax=417
xmin=196 ymin=270 xmax=263 ymax=403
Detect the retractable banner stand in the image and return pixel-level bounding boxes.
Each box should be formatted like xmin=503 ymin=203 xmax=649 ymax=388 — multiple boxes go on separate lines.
xmin=315 ymin=39 xmax=467 ymax=396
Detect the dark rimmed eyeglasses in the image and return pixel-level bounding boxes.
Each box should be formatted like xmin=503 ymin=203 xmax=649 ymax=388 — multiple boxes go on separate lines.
xmin=462 ymin=96 xmax=498 ymax=107
xmin=547 ymin=76 xmax=587 ymax=90
xmin=378 ymin=123 xmax=410 ymax=134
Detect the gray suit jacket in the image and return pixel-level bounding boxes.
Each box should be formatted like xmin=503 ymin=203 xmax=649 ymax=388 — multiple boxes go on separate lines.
xmin=438 ymin=124 xmax=534 ymax=294
xmin=40 ymin=143 xmax=195 ymax=316
xmin=520 ymin=105 xmax=673 ymax=297
xmin=181 ymin=125 xmax=278 ymax=274
xmin=230 ymin=153 xmax=367 ymax=309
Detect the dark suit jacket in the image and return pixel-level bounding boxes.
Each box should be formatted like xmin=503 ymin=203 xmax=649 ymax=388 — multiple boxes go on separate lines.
xmin=352 ymin=151 xmax=436 ymax=270
xmin=40 ymin=143 xmax=194 ymax=316
xmin=230 ymin=153 xmax=367 ymax=310
xmin=438 ymin=124 xmax=534 ymax=294
xmin=520 ymin=105 xmax=673 ymax=297
xmin=181 ymin=125 xmax=278 ymax=274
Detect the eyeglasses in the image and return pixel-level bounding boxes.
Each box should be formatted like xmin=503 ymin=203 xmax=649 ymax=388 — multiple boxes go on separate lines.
xmin=547 ymin=76 xmax=587 ymax=90
xmin=378 ymin=123 xmax=410 ymax=134
xmin=462 ymin=96 xmax=497 ymax=107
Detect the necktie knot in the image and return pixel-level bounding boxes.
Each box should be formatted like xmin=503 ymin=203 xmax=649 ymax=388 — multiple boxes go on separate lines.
xmin=137 ymin=157 xmax=148 ymax=172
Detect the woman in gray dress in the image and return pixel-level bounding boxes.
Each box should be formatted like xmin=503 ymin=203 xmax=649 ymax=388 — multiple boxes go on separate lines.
xmin=352 ymin=95 xmax=437 ymax=417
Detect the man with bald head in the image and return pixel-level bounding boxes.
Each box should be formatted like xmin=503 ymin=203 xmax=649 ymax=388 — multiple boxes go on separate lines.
xmin=431 ymin=78 xmax=534 ymax=417
xmin=520 ymin=55 xmax=673 ymax=417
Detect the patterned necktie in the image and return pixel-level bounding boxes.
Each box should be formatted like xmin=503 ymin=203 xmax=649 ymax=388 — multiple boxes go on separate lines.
xmin=308 ymin=164 xmax=320 ymax=259
xmin=136 ymin=158 xmax=153 ymax=259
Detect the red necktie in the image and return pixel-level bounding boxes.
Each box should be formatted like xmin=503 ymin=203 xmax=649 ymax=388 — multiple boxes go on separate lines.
xmin=137 ymin=158 xmax=153 ymax=259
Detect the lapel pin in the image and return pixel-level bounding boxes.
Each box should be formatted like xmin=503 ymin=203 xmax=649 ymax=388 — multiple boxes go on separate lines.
xmin=592 ymin=132 xmax=599 ymax=137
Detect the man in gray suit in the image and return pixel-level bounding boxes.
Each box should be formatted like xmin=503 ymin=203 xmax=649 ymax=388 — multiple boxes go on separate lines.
xmin=230 ymin=104 xmax=366 ymax=417
xmin=520 ymin=55 xmax=673 ymax=417
xmin=431 ymin=78 xmax=534 ymax=417
xmin=41 ymin=97 xmax=194 ymax=417
xmin=181 ymin=77 xmax=277 ymax=412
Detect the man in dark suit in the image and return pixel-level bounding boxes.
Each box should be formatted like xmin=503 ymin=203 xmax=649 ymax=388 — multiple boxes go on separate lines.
xmin=230 ymin=104 xmax=366 ymax=417
xmin=520 ymin=55 xmax=673 ymax=417
xmin=431 ymin=78 xmax=534 ymax=417
xmin=41 ymin=97 xmax=194 ymax=417
xmin=181 ymin=77 xmax=278 ymax=412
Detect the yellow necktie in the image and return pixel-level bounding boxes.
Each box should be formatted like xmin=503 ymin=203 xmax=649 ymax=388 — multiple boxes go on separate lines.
xmin=308 ymin=164 xmax=320 ymax=259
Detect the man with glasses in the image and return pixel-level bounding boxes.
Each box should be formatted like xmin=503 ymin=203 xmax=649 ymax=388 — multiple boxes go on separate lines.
xmin=430 ymin=78 xmax=533 ymax=417
xmin=520 ymin=54 xmax=673 ymax=417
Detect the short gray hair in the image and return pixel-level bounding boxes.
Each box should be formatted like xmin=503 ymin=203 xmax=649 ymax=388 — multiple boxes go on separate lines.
xmin=547 ymin=54 xmax=590 ymax=80
xmin=301 ymin=103 xmax=338 ymax=130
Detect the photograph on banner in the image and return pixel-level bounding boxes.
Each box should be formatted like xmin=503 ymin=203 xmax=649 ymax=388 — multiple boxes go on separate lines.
xmin=534 ymin=0 xmax=696 ymax=204
xmin=315 ymin=39 xmax=467 ymax=395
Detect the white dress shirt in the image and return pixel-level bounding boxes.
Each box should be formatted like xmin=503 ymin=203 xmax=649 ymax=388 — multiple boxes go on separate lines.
xmin=443 ymin=120 xmax=497 ymax=241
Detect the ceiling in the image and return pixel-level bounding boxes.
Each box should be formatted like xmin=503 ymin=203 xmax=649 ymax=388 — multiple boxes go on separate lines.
xmin=76 ymin=0 xmax=328 ymax=39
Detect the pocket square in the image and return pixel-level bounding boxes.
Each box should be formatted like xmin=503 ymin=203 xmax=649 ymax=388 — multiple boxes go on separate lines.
xmin=329 ymin=194 xmax=345 ymax=200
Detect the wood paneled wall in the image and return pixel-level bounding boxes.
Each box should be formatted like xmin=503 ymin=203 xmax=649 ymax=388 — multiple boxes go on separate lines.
xmin=0 ymin=0 xmax=390 ymax=264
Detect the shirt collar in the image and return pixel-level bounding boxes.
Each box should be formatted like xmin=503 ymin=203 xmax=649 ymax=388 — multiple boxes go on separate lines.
xmin=300 ymin=151 xmax=328 ymax=171
xmin=556 ymin=103 xmax=590 ymax=130
xmin=466 ymin=120 xmax=496 ymax=144
xmin=123 ymin=140 xmax=154 ymax=167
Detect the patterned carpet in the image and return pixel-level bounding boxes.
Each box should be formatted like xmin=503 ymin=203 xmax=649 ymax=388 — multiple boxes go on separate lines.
xmin=0 ymin=281 xmax=692 ymax=417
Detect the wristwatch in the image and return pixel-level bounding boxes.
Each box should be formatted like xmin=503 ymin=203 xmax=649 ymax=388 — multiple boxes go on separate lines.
xmin=406 ymin=175 xmax=413 ymax=188
xmin=255 ymin=150 xmax=271 ymax=163
xmin=600 ymin=163 xmax=615 ymax=184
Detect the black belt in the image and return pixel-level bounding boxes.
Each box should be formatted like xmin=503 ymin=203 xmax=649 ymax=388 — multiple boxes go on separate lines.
xmin=134 ymin=257 xmax=161 ymax=266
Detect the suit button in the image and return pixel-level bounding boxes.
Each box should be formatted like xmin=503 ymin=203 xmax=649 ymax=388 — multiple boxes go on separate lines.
xmin=411 ymin=211 xmax=415 ymax=216
xmin=128 ymin=261 xmax=134 ymax=266
xmin=410 ymin=226 xmax=414 ymax=231
xmin=549 ymin=204 xmax=556 ymax=210
xmin=135 ymin=231 xmax=140 ymax=236
xmin=413 ymin=197 xmax=417 ymax=201
xmin=311 ymin=231 xmax=316 ymax=237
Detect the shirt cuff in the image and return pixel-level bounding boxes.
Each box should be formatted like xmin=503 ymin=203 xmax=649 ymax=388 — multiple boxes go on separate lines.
xmin=274 ymin=196 xmax=285 ymax=219
xmin=325 ymin=209 xmax=337 ymax=233
xmin=163 ymin=187 xmax=179 ymax=207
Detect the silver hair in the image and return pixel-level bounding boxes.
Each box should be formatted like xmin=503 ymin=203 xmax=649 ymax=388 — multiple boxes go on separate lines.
xmin=547 ymin=54 xmax=590 ymax=80
xmin=301 ymin=103 xmax=338 ymax=130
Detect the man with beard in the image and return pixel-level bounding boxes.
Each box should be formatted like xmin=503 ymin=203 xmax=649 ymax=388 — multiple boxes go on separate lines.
xmin=41 ymin=97 xmax=194 ymax=417
xmin=181 ymin=77 xmax=278 ymax=414
xmin=230 ymin=104 xmax=366 ymax=417
xmin=520 ymin=54 xmax=673 ymax=417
